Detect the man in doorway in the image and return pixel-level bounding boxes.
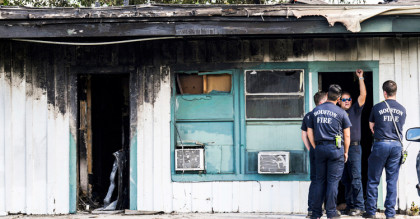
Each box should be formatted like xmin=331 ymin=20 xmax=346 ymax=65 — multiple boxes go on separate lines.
xmin=307 ymin=84 xmax=351 ymax=219
xmin=339 ymin=69 xmax=367 ymax=216
xmin=301 ymin=91 xmax=327 ymax=218
xmin=363 ymin=80 xmax=406 ymax=219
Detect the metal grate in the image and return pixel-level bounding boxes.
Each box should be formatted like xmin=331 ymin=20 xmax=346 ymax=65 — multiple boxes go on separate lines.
xmin=258 ymin=151 xmax=290 ymax=174
xmin=175 ymin=149 xmax=205 ymax=171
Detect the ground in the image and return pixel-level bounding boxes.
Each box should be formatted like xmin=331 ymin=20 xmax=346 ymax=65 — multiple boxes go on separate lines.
xmin=2 ymin=213 xmax=420 ymax=219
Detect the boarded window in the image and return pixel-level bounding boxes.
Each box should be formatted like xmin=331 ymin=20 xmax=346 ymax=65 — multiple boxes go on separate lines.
xmin=176 ymin=73 xmax=231 ymax=94
xmin=177 ymin=74 xmax=204 ymax=94
xmin=245 ymin=70 xmax=304 ymax=119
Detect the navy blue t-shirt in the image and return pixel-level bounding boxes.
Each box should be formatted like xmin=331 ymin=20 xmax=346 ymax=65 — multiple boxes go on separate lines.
xmin=301 ymin=111 xmax=312 ymax=132
xmin=308 ymin=102 xmax=352 ymax=142
xmin=369 ymin=99 xmax=406 ymax=140
xmin=347 ymin=101 xmax=364 ymax=142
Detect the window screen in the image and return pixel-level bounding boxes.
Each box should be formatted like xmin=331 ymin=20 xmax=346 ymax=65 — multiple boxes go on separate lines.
xmin=245 ymin=70 xmax=304 ymax=119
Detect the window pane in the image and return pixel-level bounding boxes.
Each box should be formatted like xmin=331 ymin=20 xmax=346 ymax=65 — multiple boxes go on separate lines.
xmin=246 ymin=70 xmax=303 ymax=93
xmin=246 ymin=95 xmax=304 ymax=118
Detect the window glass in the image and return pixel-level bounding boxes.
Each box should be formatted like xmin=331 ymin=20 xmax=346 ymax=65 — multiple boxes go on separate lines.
xmin=246 ymin=95 xmax=304 ymax=118
xmin=246 ymin=70 xmax=303 ymax=93
xmin=245 ymin=69 xmax=304 ymax=119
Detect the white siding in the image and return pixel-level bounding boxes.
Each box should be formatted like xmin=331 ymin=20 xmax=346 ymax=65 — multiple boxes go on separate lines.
xmin=0 ymin=44 xmax=6 ymax=216
xmin=136 ymin=37 xmax=420 ymax=213
xmin=0 ymin=44 xmax=70 ymax=215
xmin=2 ymin=36 xmax=420 ymax=215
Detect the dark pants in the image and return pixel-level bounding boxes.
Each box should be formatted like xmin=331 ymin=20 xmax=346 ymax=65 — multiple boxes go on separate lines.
xmin=341 ymin=144 xmax=365 ymax=211
xmin=308 ymin=146 xmax=316 ymax=212
xmin=313 ymin=143 xmax=344 ymax=218
xmin=365 ymin=141 xmax=401 ymax=217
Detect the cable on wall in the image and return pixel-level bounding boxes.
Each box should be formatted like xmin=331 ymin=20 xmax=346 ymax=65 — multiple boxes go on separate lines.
xmin=12 ymin=36 xmax=182 ymax=46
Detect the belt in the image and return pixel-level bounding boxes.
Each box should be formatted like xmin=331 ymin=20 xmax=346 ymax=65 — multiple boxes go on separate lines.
xmin=316 ymin=141 xmax=335 ymax=145
xmin=374 ymin=139 xmax=398 ymax=142
xmin=350 ymin=141 xmax=360 ymax=146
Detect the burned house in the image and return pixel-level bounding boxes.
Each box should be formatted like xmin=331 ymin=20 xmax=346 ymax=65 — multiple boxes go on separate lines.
xmin=1 ymin=4 xmax=420 ymax=215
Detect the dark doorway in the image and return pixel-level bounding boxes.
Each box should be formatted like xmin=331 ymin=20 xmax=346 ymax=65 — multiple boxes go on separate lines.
xmin=77 ymin=74 xmax=130 ymax=210
xmin=319 ymin=71 xmax=373 ymax=207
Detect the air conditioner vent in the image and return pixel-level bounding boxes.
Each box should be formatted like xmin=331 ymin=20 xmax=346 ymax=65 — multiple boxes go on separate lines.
xmin=258 ymin=151 xmax=290 ymax=174
xmin=175 ymin=148 xmax=205 ymax=171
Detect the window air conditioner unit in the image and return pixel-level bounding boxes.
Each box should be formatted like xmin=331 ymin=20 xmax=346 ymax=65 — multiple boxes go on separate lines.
xmin=258 ymin=151 xmax=290 ymax=174
xmin=175 ymin=148 xmax=205 ymax=171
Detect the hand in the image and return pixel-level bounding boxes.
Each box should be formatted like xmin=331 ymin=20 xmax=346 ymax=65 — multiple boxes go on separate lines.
xmin=356 ymin=69 xmax=364 ymax=78
xmin=344 ymin=153 xmax=348 ymax=163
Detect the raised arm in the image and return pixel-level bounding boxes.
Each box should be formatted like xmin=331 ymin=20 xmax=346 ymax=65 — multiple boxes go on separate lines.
xmin=356 ymin=69 xmax=367 ymax=106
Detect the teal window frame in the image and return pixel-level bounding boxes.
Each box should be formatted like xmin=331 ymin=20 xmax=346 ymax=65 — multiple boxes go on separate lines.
xmin=170 ymin=61 xmax=379 ymax=182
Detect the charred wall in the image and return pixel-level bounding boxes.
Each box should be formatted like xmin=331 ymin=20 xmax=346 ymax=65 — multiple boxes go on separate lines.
xmin=0 ymin=37 xmax=323 ymax=111
xmin=0 ymin=36 xmax=397 ymax=214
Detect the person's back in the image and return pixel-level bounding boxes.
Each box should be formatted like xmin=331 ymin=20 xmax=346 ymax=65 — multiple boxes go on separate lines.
xmin=311 ymin=102 xmax=349 ymax=142
xmin=364 ymin=80 xmax=407 ymax=219
xmin=307 ymin=84 xmax=351 ymax=219
xmin=370 ymin=100 xmax=406 ymax=141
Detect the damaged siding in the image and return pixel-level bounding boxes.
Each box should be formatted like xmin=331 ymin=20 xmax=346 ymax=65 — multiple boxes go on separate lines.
xmin=0 ymin=36 xmax=420 ymax=214
xmin=0 ymin=42 xmax=6 ymax=216
xmin=136 ymin=37 xmax=420 ymax=213
xmin=0 ymin=42 xmax=70 ymax=214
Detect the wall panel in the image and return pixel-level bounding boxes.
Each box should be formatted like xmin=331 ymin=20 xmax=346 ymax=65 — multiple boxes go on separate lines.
xmin=24 ymin=45 xmax=35 ymax=214
xmin=400 ymin=37 xmax=420 ymax=211
xmin=357 ymin=38 xmax=373 ymax=61
xmin=0 ymin=42 xmax=71 ymax=215
xmin=1 ymin=36 xmax=420 ymax=214
xmin=4 ymin=42 xmax=14 ymax=213
xmin=0 ymin=42 xmax=6 ymax=216
xmin=136 ymin=36 xmax=420 ymax=214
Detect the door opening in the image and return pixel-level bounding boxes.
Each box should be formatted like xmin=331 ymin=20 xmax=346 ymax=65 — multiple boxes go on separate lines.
xmin=77 ymin=74 xmax=130 ymax=211
xmin=319 ymin=71 xmax=373 ymax=208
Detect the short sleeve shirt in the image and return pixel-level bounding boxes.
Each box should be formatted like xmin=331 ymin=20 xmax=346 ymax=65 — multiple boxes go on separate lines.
xmin=308 ymin=102 xmax=352 ymax=142
xmin=301 ymin=111 xmax=312 ymax=132
xmin=369 ymin=99 xmax=406 ymax=140
xmin=347 ymin=101 xmax=364 ymax=142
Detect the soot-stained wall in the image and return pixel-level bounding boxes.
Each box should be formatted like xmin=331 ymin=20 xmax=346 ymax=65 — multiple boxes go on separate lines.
xmin=1 ymin=37 xmax=420 ymax=214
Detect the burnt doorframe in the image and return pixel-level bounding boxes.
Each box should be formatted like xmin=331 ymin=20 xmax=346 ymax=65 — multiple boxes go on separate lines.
xmin=69 ymin=66 xmax=139 ymax=212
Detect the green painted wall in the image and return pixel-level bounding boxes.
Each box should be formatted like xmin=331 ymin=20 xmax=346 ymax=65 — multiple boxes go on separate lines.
xmin=246 ymin=122 xmax=303 ymax=151
xmin=171 ymin=61 xmax=380 ymax=183
xmin=176 ymin=95 xmax=234 ymax=121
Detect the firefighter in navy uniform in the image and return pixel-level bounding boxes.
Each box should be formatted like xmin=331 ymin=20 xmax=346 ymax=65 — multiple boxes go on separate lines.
xmin=363 ymin=80 xmax=406 ymax=219
xmin=301 ymin=91 xmax=327 ymax=218
xmin=307 ymin=84 xmax=352 ymax=219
